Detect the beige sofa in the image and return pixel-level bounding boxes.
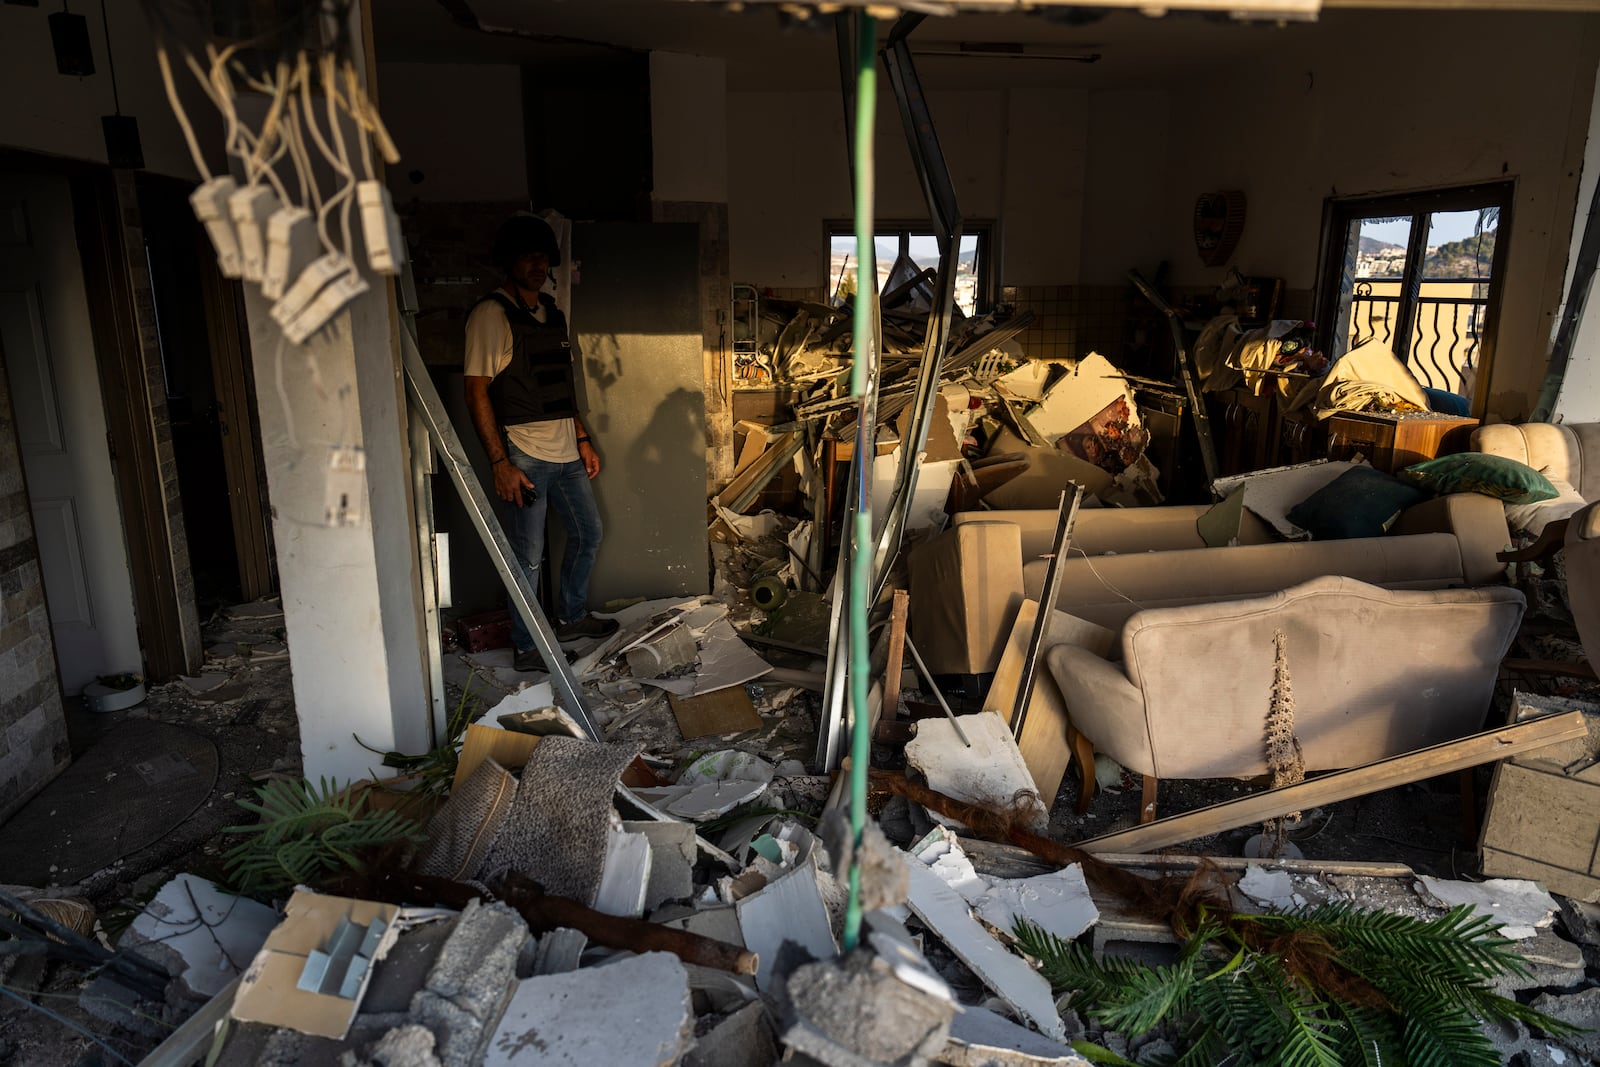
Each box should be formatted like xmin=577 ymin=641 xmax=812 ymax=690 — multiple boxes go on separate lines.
xmin=1472 ymin=422 xmax=1600 ymax=501
xmin=1045 ymin=576 xmax=1525 ymax=816
xmin=909 ymin=493 xmax=1510 ymax=676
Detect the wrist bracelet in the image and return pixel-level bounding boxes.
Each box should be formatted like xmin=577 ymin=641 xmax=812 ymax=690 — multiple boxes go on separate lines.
xmin=577 ymin=435 xmax=592 ymax=444
xmin=492 ymin=457 xmax=509 ymax=466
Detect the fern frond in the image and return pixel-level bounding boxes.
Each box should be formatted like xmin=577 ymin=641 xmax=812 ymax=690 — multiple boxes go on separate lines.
xmin=1249 ymin=902 xmax=1523 ymax=977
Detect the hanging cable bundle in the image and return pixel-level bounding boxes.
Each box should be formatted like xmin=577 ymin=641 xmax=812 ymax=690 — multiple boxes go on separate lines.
xmin=142 ymin=0 xmax=402 ymax=345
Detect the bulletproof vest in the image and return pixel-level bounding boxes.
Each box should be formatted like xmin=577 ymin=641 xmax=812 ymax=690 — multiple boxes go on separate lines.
xmin=479 ymin=290 xmax=579 ymax=425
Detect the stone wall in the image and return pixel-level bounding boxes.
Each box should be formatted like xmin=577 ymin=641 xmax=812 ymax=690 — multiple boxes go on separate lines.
xmin=0 ymin=352 xmax=69 ymax=822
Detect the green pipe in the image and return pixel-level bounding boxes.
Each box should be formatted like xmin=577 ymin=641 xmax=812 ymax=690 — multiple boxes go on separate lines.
xmin=843 ymin=14 xmax=877 ymax=954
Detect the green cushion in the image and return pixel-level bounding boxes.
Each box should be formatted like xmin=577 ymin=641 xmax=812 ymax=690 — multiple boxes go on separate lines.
xmin=1400 ymin=453 xmax=1559 ymax=505
xmin=1287 ymin=466 xmax=1426 ymax=541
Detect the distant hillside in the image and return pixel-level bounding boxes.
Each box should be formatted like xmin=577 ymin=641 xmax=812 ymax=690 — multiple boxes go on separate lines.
xmin=1424 ymin=228 xmax=1496 ymax=278
xmin=1360 ymin=236 xmax=1403 ymax=255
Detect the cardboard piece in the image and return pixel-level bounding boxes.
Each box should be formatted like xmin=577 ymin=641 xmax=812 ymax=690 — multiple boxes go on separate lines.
xmin=230 ymin=892 xmax=403 ymax=1039
xmin=986 ymin=599 xmax=1116 ymax=807
xmin=668 ymin=686 xmax=763 ymax=739
xmin=453 ymin=722 xmax=541 ymax=792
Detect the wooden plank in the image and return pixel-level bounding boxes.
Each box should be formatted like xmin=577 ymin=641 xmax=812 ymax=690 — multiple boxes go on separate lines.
xmin=882 ymin=590 xmax=910 ymax=720
xmin=1070 ymin=710 xmax=1589 ymax=855
xmin=453 ymin=723 xmax=541 ymax=792
xmin=716 ymin=432 xmax=803 ymax=513
xmin=984 ymin=599 xmax=1115 ymax=809
xmin=959 ymin=837 xmax=1414 ymax=879
xmin=1481 ymin=846 xmax=1600 ymax=903
xmin=668 ymin=687 xmax=763 ymax=740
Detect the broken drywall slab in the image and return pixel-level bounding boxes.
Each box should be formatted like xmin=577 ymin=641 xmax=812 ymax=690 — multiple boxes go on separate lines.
xmin=485 ymin=951 xmax=692 ymax=1067
xmin=626 ymin=624 xmax=698 ymax=680
xmin=1417 ymin=876 xmax=1557 ymax=939
xmin=123 ymin=873 xmax=277 ymax=998
xmin=872 ymin=451 xmax=961 ymax=537
xmin=736 ymin=838 xmax=838 ymax=992
xmin=777 ymin=948 xmax=954 ymax=1067
xmin=902 ymin=857 xmax=1066 ymax=1042
xmin=906 ymin=713 xmax=1048 ymax=835
xmin=973 ymin=865 xmax=1099 ymax=944
xmin=593 ymin=814 xmax=653 ymax=919
xmin=631 ymin=750 xmax=776 ymax=823
xmin=943 ymin=1007 xmax=1091 ymax=1067
xmin=409 ymin=899 xmax=530 ymax=1067
xmin=624 ymin=819 xmax=697 ymax=911
xmin=683 ymin=1001 xmax=778 ymax=1067
xmin=1210 ymin=460 xmax=1360 ymax=541
xmin=637 ymin=618 xmax=773 ymax=698
xmin=1237 ymin=866 xmax=1305 ymax=911
xmin=483 ymin=682 xmax=557 ymax=726
xmin=909 ymin=827 xmax=990 ymax=904
xmin=1024 ymin=353 xmax=1135 ymax=445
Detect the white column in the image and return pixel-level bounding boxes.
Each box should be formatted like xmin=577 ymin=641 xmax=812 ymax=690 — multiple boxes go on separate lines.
xmin=241 ymin=285 xmax=432 ymax=785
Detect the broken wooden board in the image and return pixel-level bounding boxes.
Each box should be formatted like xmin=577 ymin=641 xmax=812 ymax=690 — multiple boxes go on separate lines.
xmin=1480 ymin=693 xmax=1600 ymax=902
xmin=986 ymin=599 xmax=1116 ymax=808
xmin=453 ymin=723 xmax=540 ymax=792
xmin=1071 ymin=709 xmax=1589 ymax=855
xmin=668 ymin=687 xmax=763 ymax=740
xmin=717 ymin=432 xmax=803 ymax=514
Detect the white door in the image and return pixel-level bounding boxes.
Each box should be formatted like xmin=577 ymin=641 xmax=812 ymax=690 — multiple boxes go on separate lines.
xmin=0 ymin=172 xmax=141 ymax=693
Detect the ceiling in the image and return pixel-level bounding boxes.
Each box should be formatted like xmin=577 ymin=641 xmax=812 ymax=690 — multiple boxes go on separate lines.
xmin=370 ymin=0 xmax=1354 ymax=90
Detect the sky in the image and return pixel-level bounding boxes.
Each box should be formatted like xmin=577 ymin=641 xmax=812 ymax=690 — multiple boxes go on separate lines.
xmin=1361 ymin=209 xmax=1496 ymax=250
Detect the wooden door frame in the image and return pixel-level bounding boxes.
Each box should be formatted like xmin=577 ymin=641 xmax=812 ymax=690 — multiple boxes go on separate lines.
xmin=0 ymin=148 xmax=197 ymax=681
xmin=140 ymin=173 xmax=277 ymax=602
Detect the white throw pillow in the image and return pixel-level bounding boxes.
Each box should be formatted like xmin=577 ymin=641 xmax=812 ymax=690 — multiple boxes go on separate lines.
xmin=1504 ymin=474 xmax=1586 ymax=536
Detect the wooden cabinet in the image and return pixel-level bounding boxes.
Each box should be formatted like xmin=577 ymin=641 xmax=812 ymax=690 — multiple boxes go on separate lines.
xmin=1324 ymin=412 xmax=1478 ymax=474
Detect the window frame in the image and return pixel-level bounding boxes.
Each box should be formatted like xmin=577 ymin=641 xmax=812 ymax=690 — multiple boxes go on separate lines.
xmin=821 ymin=218 xmax=998 ymax=316
xmin=1313 ymin=181 xmax=1514 ymax=417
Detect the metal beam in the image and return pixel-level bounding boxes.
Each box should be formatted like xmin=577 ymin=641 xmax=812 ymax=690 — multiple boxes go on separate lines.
xmin=397 ymin=326 xmax=600 ymax=739
xmin=1011 ymin=485 xmax=1082 ymax=739
xmin=1127 ymin=269 xmax=1221 ymax=493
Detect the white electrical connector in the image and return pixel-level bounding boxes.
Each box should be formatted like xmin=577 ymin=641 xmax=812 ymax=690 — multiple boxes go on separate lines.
xmin=262 ymin=206 xmax=318 ymax=301
xmin=228 ymin=184 xmax=281 ymax=283
xmin=271 ymin=252 xmax=349 ymax=327
xmin=281 ymin=264 xmax=370 ymax=344
xmin=322 ymin=445 xmax=367 ymax=527
xmin=190 ymin=176 xmax=244 ymax=279
xmin=356 ymin=180 xmax=403 ymax=276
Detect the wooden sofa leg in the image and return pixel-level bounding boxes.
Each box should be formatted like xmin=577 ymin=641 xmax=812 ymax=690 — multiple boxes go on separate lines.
xmin=1070 ymin=728 xmax=1096 ymax=815
xmin=1140 ymin=776 xmax=1159 ymax=824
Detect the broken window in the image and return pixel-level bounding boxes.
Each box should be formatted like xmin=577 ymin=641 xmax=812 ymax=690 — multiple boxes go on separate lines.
xmin=826 ymin=224 xmax=991 ymax=317
xmin=1315 ymin=182 xmax=1512 ymax=409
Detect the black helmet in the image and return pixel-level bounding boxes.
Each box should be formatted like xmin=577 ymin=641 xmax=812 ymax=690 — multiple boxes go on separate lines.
xmin=492 ymin=213 xmax=562 ymax=272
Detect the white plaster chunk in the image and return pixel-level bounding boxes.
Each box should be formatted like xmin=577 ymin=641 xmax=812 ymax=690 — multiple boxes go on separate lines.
xmin=636 ymin=618 xmax=773 ymax=698
xmin=1238 ymin=866 xmax=1302 ymax=910
xmin=943 ymin=1006 xmax=1091 ymax=1067
xmin=906 ymin=713 xmax=1049 ymax=835
xmin=125 ymin=874 xmax=278 ymax=997
xmin=974 ymin=864 xmax=1099 ymax=943
xmin=485 ymin=951 xmax=692 ymax=1067
xmin=909 ymin=827 xmax=992 ymax=905
xmin=903 ymin=857 xmax=1067 ymax=1042
xmin=593 ymin=814 xmax=653 ymax=919
xmin=1418 ymin=876 xmax=1559 ymax=940
xmin=1024 ymin=353 xmax=1136 ymax=444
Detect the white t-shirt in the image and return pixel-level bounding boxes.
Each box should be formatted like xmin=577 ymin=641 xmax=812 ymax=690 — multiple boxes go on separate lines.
xmin=463 ymin=294 xmax=579 ymax=463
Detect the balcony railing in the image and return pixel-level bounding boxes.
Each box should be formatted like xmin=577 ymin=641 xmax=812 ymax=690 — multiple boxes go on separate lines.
xmin=1346 ymin=280 xmax=1486 ymax=398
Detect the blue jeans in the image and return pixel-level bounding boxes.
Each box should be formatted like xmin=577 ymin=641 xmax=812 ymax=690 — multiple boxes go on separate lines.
xmin=502 ymin=442 xmax=604 ymax=650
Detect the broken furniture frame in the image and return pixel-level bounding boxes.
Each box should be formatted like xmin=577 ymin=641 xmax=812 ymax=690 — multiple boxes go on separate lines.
xmin=1070 ymin=700 xmax=1587 ymax=855
xmin=1011 ymin=485 xmax=1084 ymax=740
xmin=817 ymin=11 xmax=964 ymax=770
xmin=1127 ymin=268 xmax=1221 ymax=492
xmin=397 ymin=321 xmax=600 ymax=740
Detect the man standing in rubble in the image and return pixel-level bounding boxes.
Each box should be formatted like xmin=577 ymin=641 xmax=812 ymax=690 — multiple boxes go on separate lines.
xmin=464 ymin=213 xmax=618 ymax=671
